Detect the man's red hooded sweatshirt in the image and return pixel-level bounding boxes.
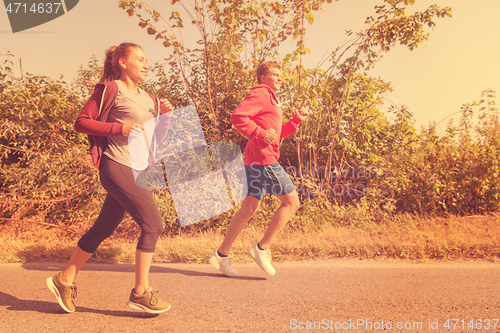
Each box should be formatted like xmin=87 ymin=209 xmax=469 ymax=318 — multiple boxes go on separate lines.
xmin=230 ymin=84 xmax=302 ymax=166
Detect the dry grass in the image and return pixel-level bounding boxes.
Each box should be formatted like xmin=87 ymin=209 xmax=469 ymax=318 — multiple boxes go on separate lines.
xmin=1 ymin=212 xmax=500 ymax=263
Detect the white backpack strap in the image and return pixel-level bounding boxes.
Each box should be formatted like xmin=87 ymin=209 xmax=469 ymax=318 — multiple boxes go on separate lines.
xmin=98 ymin=85 xmax=107 ymax=117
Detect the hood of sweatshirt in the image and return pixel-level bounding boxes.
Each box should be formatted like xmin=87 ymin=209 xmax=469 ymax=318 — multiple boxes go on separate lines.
xmin=250 ymin=84 xmax=281 ymax=106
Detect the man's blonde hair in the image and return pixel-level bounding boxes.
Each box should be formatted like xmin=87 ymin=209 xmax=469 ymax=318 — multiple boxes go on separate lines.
xmin=256 ymin=61 xmax=281 ymax=84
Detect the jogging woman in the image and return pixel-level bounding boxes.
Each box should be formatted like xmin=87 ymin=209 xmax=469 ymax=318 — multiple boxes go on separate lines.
xmin=46 ymin=42 xmax=173 ymax=314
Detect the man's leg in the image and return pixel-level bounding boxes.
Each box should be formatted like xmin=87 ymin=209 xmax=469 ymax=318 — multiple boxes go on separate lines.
xmin=218 ymin=195 xmax=261 ymax=255
xmin=209 ymin=195 xmax=260 ymax=276
xmin=247 ymin=190 xmax=300 ymax=275
xmin=258 ymin=190 xmax=300 ymax=249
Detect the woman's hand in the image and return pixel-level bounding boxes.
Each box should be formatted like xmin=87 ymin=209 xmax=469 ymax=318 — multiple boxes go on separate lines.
xmin=122 ymin=123 xmax=144 ymax=137
xmin=160 ymin=99 xmax=174 ymax=115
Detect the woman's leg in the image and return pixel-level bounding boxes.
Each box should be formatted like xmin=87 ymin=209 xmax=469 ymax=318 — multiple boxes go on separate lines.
xmin=109 ymin=186 xmax=163 ymax=294
xmin=61 ymin=246 xmax=93 ymax=285
xmin=66 ymin=193 xmax=127 ymax=283
xmin=95 ymin=157 xmax=163 ymax=294
xmin=135 ymin=250 xmax=153 ymax=296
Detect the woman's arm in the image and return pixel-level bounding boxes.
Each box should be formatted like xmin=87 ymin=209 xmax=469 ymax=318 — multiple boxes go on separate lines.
xmin=74 ymin=84 xmax=123 ymax=136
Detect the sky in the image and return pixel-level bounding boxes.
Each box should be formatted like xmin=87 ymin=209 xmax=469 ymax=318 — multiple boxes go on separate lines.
xmin=1 ymin=0 xmax=499 ymax=131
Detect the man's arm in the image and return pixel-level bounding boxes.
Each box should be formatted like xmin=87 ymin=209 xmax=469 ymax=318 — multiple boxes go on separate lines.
xmin=280 ymin=116 xmax=302 ymax=139
xmin=230 ymin=90 xmax=267 ymax=141
xmin=280 ymin=107 xmax=308 ymax=139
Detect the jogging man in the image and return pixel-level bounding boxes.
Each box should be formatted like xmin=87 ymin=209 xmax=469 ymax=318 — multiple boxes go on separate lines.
xmin=209 ymin=60 xmax=308 ymax=276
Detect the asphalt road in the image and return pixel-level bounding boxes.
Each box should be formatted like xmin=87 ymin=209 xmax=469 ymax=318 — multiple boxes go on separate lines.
xmin=1 ymin=259 xmax=500 ymax=332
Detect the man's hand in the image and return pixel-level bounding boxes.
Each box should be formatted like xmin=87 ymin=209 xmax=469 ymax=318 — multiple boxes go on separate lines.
xmin=295 ymin=106 xmax=309 ymax=121
xmin=263 ymin=128 xmax=277 ymax=144
xmin=160 ymin=99 xmax=174 ymax=115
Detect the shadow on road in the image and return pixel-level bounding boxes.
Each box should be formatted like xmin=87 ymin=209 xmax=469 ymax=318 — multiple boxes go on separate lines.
xmin=0 ymin=291 xmax=159 ymax=318
xmin=19 ymin=262 xmax=266 ymax=281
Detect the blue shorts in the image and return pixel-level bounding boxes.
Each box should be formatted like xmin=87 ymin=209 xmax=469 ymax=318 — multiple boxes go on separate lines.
xmin=243 ymin=164 xmax=295 ymax=201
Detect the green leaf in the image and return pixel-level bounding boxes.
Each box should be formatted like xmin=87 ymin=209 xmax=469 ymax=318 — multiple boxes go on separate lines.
xmin=305 ymin=13 xmax=314 ymax=25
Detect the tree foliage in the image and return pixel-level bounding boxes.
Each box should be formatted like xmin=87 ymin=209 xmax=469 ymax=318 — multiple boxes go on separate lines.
xmin=0 ymin=55 xmax=100 ymax=229
xmin=118 ymin=0 xmax=453 ymax=209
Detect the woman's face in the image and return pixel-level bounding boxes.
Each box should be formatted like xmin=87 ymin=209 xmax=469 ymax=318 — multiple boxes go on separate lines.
xmin=119 ymin=47 xmax=148 ymax=83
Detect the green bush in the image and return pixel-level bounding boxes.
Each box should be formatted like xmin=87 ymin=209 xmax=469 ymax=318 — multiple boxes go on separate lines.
xmin=1 ymin=48 xmax=499 ymax=238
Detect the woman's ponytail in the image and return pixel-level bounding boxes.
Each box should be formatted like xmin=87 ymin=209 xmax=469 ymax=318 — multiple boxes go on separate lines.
xmin=100 ymin=46 xmax=117 ymax=82
xmin=99 ymin=43 xmax=141 ymax=82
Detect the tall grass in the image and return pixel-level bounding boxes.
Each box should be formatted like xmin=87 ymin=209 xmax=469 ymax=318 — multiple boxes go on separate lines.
xmin=2 ymin=197 xmax=500 ymax=263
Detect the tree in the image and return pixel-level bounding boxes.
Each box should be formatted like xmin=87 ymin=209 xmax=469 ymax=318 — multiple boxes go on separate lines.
xmin=0 ymin=53 xmax=102 ymax=229
xmin=119 ymin=0 xmax=337 ymax=143
xmin=118 ymin=0 xmax=451 ymax=208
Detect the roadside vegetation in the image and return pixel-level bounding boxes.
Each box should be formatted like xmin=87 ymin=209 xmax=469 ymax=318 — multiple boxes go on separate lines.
xmin=2 ymin=0 xmax=499 ymax=263
xmin=2 ymin=202 xmax=500 ymax=263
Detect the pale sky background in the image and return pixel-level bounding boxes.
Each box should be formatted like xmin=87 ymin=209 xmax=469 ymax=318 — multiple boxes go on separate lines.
xmin=1 ymin=0 xmax=499 ymax=131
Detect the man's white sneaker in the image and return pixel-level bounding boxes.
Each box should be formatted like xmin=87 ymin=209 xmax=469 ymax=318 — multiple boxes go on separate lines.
xmin=248 ymin=243 xmax=276 ymax=276
xmin=209 ymin=251 xmax=238 ymax=277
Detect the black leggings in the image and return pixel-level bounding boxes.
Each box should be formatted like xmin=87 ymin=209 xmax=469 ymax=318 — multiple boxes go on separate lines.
xmin=78 ymin=155 xmax=164 ymax=253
